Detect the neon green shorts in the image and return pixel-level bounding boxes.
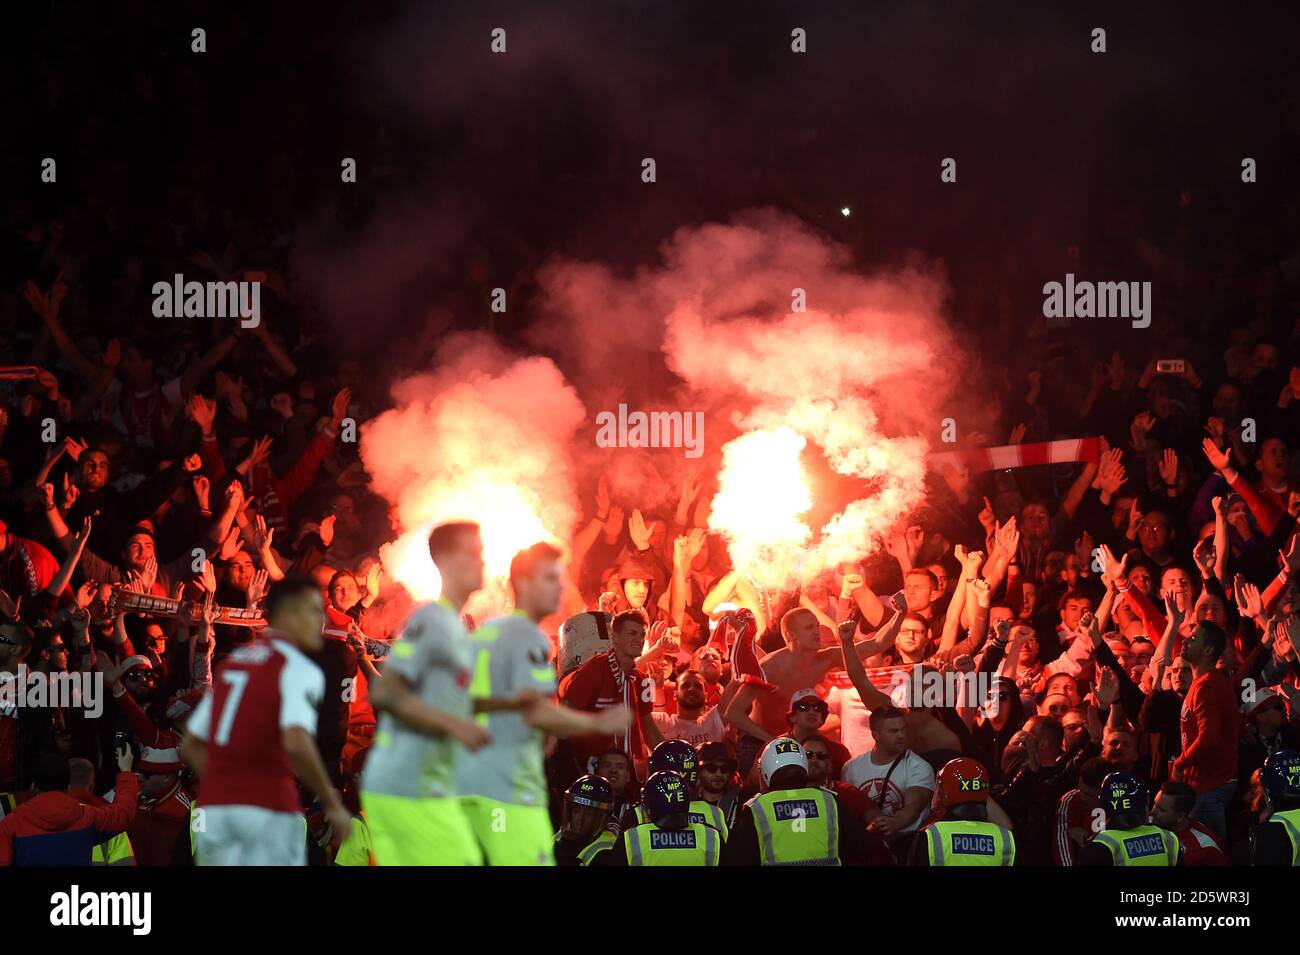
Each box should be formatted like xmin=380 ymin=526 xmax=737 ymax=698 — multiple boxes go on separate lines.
xmin=361 ymin=792 xmax=484 ymax=866
xmin=460 ymin=796 xmax=556 ymax=866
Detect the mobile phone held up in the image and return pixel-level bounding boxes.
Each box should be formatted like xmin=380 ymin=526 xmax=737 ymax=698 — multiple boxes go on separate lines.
xmin=1156 ymin=359 xmax=1186 ymax=375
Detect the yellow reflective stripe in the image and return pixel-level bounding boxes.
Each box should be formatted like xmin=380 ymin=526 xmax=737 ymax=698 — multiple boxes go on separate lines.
xmin=578 ymin=830 xmax=616 ymax=865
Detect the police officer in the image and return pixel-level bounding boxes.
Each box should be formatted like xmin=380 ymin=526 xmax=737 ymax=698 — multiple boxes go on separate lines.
xmin=722 ymin=737 xmax=890 ymax=866
xmin=1252 ymin=749 xmax=1300 ymax=865
xmin=1082 ymin=771 xmax=1182 ymax=866
xmin=603 ymin=771 xmax=720 ymax=866
xmin=910 ymin=757 xmax=1015 ymax=866
xmin=554 ymin=774 xmax=618 ymax=866
xmin=624 ymin=739 xmax=728 ymax=838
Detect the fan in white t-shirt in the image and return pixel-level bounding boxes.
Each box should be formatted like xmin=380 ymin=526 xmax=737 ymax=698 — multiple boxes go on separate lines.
xmin=840 ymin=705 xmax=935 ymax=837
xmin=650 ymin=669 xmax=726 ymax=746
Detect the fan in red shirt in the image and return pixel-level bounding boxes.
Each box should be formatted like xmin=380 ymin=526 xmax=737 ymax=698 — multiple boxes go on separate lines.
xmin=1170 ymin=621 xmax=1240 ymax=840
xmin=179 ymin=576 xmax=350 ymax=865
xmin=1052 ymin=757 xmax=1109 ymax=865
xmin=1153 ymin=781 xmax=1228 ymax=865
xmin=558 ymin=610 xmax=663 ymax=774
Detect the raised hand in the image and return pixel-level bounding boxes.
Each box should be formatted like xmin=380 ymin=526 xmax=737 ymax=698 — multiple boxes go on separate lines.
xmin=319 ymin=513 xmax=336 ymax=548
xmin=1095 ymin=667 xmax=1120 ymax=707
xmin=186 ymin=393 xmax=218 ymax=434
xmin=1202 ymin=437 xmax=1231 ymax=473
xmin=977 ymin=496 xmax=996 ymax=533
xmin=994 ymin=517 xmax=1020 ymax=561
xmin=246 ymin=436 xmax=273 ymax=470
xmin=192 ymin=475 xmax=211 ymax=512
xmin=1161 ymin=586 xmax=1186 ymax=626
xmin=196 ymin=559 xmax=218 ymax=595
xmin=1097 ymin=543 xmax=1128 ymax=585
xmin=247 ymin=568 xmax=269 ymax=606
xmin=330 ymin=387 xmax=352 ymax=429
xmin=1074 ymin=532 xmax=1094 ymax=568
xmin=60 ymin=473 xmax=79 ymax=512
xmin=1130 ymin=412 xmax=1156 ymax=452
xmin=1157 ymin=448 xmax=1179 ymax=487
xmin=223 ymin=479 xmax=245 ymax=514
xmin=602 ymin=504 xmax=625 ymax=540
xmin=1234 ymin=575 xmax=1263 ymax=620
xmin=63 ymin=435 xmax=88 ymax=461
xmin=1192 ymin=538 xmax=1215 ymax=577
xmin=628 ymin=509 xmax=652 ymax=550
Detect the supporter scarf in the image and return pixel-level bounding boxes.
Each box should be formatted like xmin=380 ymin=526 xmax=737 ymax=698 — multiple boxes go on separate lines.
xmin=929 ymin=436 xmax=1101 ymax=473
xmin=4 ymin=538 xmax=40 ymax=598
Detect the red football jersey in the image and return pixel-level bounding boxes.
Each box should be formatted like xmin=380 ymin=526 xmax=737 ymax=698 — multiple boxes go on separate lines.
xmin=187 ymin=633 xmax=324 ymax=813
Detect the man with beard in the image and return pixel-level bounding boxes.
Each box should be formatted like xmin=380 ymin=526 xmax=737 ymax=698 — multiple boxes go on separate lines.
xmin=695 ymin=741 xmax=742 ymax=830
xmin=651 ymin=668 xmax=725 ymax=746
xmin=1170 ymin=621 xmax=1239 ymax=840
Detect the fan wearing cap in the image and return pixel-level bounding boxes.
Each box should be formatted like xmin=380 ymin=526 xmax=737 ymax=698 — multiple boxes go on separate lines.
xmin=554 ymin=774 xmax=618 ymax=866
xmin=1082 ymin=772 xmax=1181 ymax=866
xmin=910 ymin=758 xmax=1015 ymax=866
xmin=1239 ymin=688 xmax=1291 ymax=783
xmin=603 ymin=770 xmax=721 ymax=866
xmin=722 ymin=737 xmax=891 ymax=866
xmin=101 ymin=663 xmax=201 ymax=865
xmin=784 ymin=689 xmax=850 ymax=776
xmin=695 ymin=740 xmax=743 ymax=830
xmin=1252 ymin=750 xmax=1300 ymax=865
xmin=108 ymin=733 xmax=193 ymax=867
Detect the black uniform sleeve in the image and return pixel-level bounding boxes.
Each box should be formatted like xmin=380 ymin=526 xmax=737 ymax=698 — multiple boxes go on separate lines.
xmin=591 ymin=834 xmax=628 ymax=867
xmin=834 ymin=794 xmax=895 ymax=865
xmin=720 ymin=806 xmax=761 ymax=866
xmin=1251 ymin=821 xmax=1294 ymax=866
xmin=1081 ymin=841 xmax=1115 ymax=867
xmin=907 ymin=827 xmax=932 ymax=866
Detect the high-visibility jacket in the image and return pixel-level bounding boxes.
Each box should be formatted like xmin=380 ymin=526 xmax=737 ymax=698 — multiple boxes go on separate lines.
xmin=923 ymin=819 xmax=1015 ymax=866
xmin=1266 ymin=807 xmax=1300 ymax=865
xmin=91 ymin=831 xmax=138 ymax=866
xmin=634 ymin=799 xmax=729 ymax=840
xmin=625 ymin=822 xmax=720 ymax=866
xmin=1091 ymin=824 xmax=1179 ymax=866
xmin=748 ymin=787 xmax=840 ymax=866
xmin=577 ymin=828 xmax=617 ymax=866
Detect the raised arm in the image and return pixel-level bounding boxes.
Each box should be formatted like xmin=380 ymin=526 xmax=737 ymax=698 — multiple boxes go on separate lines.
xmin=834 ymin=619 xmax=894 ymax=710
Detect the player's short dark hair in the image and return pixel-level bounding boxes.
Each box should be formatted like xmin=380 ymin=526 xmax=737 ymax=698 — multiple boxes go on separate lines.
xmin=265 ymin=574 xmax=322 ymax=621
xmin=509 ymin=541 xmax=563 ymax=590
xmin=427 ymin=521 xmax=480 ymax=561
xmin=611 ymin=609 xmax=647 ymax=635
xmin=1159 ymin=781 xmax=1198 ymax=815
xmin=868 ymin=704 xmax=906 ymax=732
